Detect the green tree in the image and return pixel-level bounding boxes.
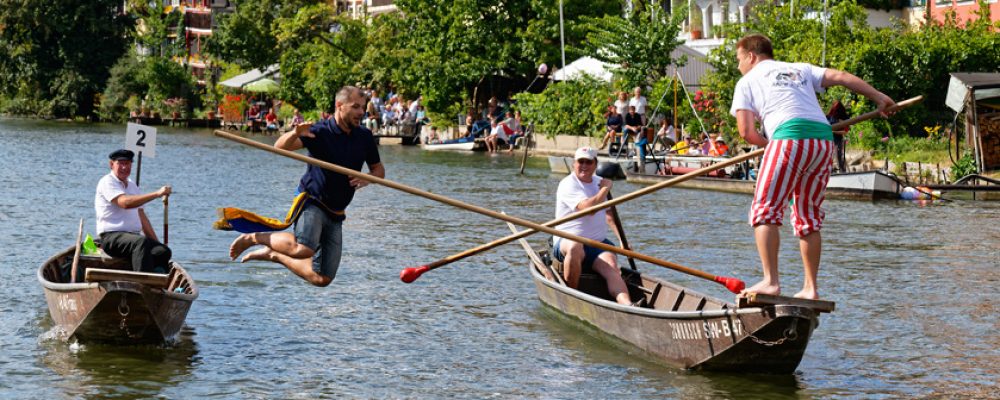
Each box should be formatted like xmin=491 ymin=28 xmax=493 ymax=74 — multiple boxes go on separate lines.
xmin=207 ymin=0 xmax=316 ymax=70
xmin=578 ymin=5 xmax=688 ymax=90
xmin=515 ymin=75 xmax=612 ymax=138
xmin=0 ymin=0 xmax=133 ymax=118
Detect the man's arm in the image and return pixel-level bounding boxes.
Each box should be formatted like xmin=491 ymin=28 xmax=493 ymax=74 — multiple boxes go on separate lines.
xmin=349 ymin=162 xmax=385 ymax=189
xmin=138 ymin=208 xmax=159 ymax=242
xmin=575 ymin=179 xmax=612 ymax=211
xmin=736 ymin=110 xmax=769 ymax=147
xmin=275 ymin=122 xmax=314 ymax=151
xmin=823 ymin=69 xmax=896 ymax=115
xmin=112 ymin=186 xmax=171 ymax=210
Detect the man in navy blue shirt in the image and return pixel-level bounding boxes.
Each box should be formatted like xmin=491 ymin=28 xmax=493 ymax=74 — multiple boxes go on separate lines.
xmin=229 ymin=86 xmax=385 ymax=286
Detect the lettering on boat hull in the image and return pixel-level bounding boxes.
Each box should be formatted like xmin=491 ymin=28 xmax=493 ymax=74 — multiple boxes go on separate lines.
xmin=669 ymin=320 xmax=743 ymax=340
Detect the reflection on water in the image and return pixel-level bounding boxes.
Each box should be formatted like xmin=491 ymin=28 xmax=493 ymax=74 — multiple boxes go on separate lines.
xmin=1 ymin=119 xmax=997 ymax=398
xmin=40 ymin=327 xmax=198 ymax=399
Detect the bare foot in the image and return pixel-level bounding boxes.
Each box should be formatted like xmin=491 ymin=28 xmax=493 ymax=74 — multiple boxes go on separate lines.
xmin=740 ymin=280 xmax=780 ymax=297
xmin=228 ymin=234 xmax=256 ymax=260
xmin=241 ymin=247 xmax=272 ymax=263
xmin=793 ymin=289 xmax=819 ymax=300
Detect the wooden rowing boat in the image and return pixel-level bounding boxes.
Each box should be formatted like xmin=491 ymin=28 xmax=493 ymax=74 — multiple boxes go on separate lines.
xmin=513 ymin=238 xmax=830 ymax=373
xmin=37 ymin=244 xmax=198 ymax=344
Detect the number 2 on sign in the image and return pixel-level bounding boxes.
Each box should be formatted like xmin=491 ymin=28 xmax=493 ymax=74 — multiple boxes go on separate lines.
xmin=125 ymin=123 xmax=155 ymax=157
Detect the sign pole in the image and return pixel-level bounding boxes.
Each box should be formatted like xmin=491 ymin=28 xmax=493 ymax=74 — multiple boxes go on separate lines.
xmin=136 ymin=151 xmax=143 ymax=187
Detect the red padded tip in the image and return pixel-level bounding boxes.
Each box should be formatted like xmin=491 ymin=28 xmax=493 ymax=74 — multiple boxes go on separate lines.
xmin=715 ymin=276 xmax=746 ymax=294
xmin=400 ymin=265 xmax=430 ymax=283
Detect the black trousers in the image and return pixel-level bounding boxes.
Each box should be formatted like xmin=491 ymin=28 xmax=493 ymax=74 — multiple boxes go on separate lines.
xmin=100 ymin=231 xmax=171 ymax=273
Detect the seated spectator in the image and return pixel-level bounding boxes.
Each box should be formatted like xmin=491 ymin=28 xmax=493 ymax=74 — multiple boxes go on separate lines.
xmin=623 ymin=106 xmax=646 ymax=163
xmin=485 ymin=117 xmax=510 ymax=154
xmin=600 ymin=105 xmax=623 ymax=150
xmin=502 ymin=110 xmax=523 ymax=152
xmin=671 ymin=136 xmax=692 ymax=155
xmin=656 ymin=118 xmax=677 ymax=146
xmin=698 ymin=133 xmax=711 ymax=154
xmin=247 ymin=104 xmax=260 ymax=122
xmin=425 ymin=126 xmax=441 ymax=144
xmin=709 ymin=136 xmax=729 ymax=156
xmin=291 ymin=109 xmax=304 ymax=127
xmin=264 ymin=108 xmax=278 ymax=131
xmin=382 ymin=107 xmax=397 ymax=127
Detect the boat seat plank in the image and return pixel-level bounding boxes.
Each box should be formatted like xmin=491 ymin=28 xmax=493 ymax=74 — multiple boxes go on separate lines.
xmin=737 ymin=293 xmax=835 ymax=313
xmin=85 ymin=268 xmax=171 ymax=288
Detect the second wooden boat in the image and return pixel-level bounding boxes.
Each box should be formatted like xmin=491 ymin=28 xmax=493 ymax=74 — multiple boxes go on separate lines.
xmin=512 ymin=236 xmax=831 ymax=373
xmin=38 ymin=244 xmax=198 ymax=344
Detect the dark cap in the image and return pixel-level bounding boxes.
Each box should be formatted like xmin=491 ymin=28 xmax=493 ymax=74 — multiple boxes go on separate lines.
xmin=109 ymin=149 xmax=134 ymax=161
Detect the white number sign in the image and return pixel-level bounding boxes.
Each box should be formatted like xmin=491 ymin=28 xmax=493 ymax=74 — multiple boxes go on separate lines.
xmin=126 ymin=123 xmax=157 ymax=158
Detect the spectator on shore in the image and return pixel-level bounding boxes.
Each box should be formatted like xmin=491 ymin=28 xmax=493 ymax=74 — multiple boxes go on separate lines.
xmin=264 ymin=108 xmax=279 ymax=131
xmin=600 ymin=105 xmax=623 ymax=150
xmin=629 ymin=86 xmax=648 ymax=125
xmin=291 ymin=109 xmax=304 ymax=127
xmin=485 ymin=117 xmax=510 ymax=154
xmin=502 ymin=110 xmax=522 ymax=152
xmin=614 ymin=91 xmax=628 ymax=116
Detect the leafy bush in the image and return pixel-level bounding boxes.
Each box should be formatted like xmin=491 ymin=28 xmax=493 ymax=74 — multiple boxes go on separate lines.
xmin=514 ymin=76 xmax=612 ymax=138
xmin=950 ymin=151 xmax=977 ymax=181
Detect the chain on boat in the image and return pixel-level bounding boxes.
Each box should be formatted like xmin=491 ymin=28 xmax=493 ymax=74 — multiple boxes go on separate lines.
xmin=746 ymin=320 xmax=799 ymax=347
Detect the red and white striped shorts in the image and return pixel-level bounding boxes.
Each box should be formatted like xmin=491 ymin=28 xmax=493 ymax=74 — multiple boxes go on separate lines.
xmin=750 ymin=139 xmax=834 ymax=237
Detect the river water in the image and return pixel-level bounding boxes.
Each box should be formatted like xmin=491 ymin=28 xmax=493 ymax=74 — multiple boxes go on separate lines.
xmin=0 ymin=118 xmax=996 ymax=399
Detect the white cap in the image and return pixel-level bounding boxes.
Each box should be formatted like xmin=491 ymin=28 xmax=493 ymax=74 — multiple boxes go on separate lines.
xmin=574 ymin=146 xmax=597 ymax=161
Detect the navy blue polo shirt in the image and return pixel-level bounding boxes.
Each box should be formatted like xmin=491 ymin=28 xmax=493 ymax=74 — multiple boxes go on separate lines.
xmin=298 ymin=119 xmax=381 ymax=216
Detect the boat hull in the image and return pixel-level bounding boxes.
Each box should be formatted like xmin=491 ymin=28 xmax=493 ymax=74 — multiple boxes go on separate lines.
xmin=38 ymin=246 xmax=198 ymax=344
xmin=528 ymin=260 xmax=817 ymax=373
xmin=421 ymin=139 xmax=485 ymax=151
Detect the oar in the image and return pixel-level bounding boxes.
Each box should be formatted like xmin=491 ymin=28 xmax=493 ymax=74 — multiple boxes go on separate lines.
xmin=213 ymin=129 xmax=746 ymax=293
xmin=594 ymin=166 xmax=637 ymax=271
xmin=162 ymin=194 xmax=169 ymax=245
xmin=70 ymin=218 xmax=83 ymax=283
xmin=399 ymin=96 xmax=923 ymax=284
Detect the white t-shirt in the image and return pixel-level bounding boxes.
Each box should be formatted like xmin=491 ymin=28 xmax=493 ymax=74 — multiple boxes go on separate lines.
xmin=629 ymin=96 xmax=648 ymax=116
xmin=491 ymin=124 xmax=509 ymax=141
xmin=614 ymin=99 xmax=628 ymax=116
xmin=554 ymin=173 xmax=607 ymax=243
xmin=95 ymin=173 xmax=143 ymax=235
xmin=730 ymin=59 xmax=828 ymax=139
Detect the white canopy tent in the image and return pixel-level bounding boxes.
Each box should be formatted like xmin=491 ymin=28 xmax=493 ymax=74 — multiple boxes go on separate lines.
xmin=219 ymin=65 xmax=280 ymax=89
xmin=552 ymin=57 xmax=614 ymax=82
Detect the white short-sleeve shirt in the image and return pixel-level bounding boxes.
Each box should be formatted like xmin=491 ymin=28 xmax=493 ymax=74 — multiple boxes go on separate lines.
xmin=628 ymin=96 xmax=648 ymax=116
xmin=491 ymin=124 xmax=509 ymax=141
xmin=95 ymin=173 xmax=143 ymax=235
xmin=730 ymin=59 xmax=828 ymax=140
xmin=554 ymin=173 xmax=607 ymax=243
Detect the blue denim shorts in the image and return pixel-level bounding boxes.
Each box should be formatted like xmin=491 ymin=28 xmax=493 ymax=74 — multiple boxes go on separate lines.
xmin=294 ymin=203 xmax=344 ymax=279
xmin=552 ymin=237 xmax=615 ymax=272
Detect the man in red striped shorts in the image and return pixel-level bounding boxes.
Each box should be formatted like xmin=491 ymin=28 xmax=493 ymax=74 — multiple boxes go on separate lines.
xmin=730 ymin=34 xmax=894 ymax=299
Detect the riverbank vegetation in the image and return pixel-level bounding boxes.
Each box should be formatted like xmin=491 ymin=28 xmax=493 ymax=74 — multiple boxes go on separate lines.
xmin=1 ymin=0 xmax=998 ymax=167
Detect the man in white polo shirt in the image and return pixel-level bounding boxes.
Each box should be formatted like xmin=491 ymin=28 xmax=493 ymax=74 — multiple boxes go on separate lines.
xmin=95 ymin=149 xmax=173 ymax=273
xmin=553 ymin=147 xmax=631 ymax=306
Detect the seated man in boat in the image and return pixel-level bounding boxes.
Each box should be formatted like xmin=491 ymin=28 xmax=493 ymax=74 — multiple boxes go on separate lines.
xmin=94 ymin=149 xmax=172 ymax=273
xmin=553 ymin=147 xmax=632 ymax=306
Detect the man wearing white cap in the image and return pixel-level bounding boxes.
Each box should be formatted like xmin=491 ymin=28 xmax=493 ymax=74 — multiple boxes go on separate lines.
xmin=553 ymin=147 xmax=632 ymax=305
